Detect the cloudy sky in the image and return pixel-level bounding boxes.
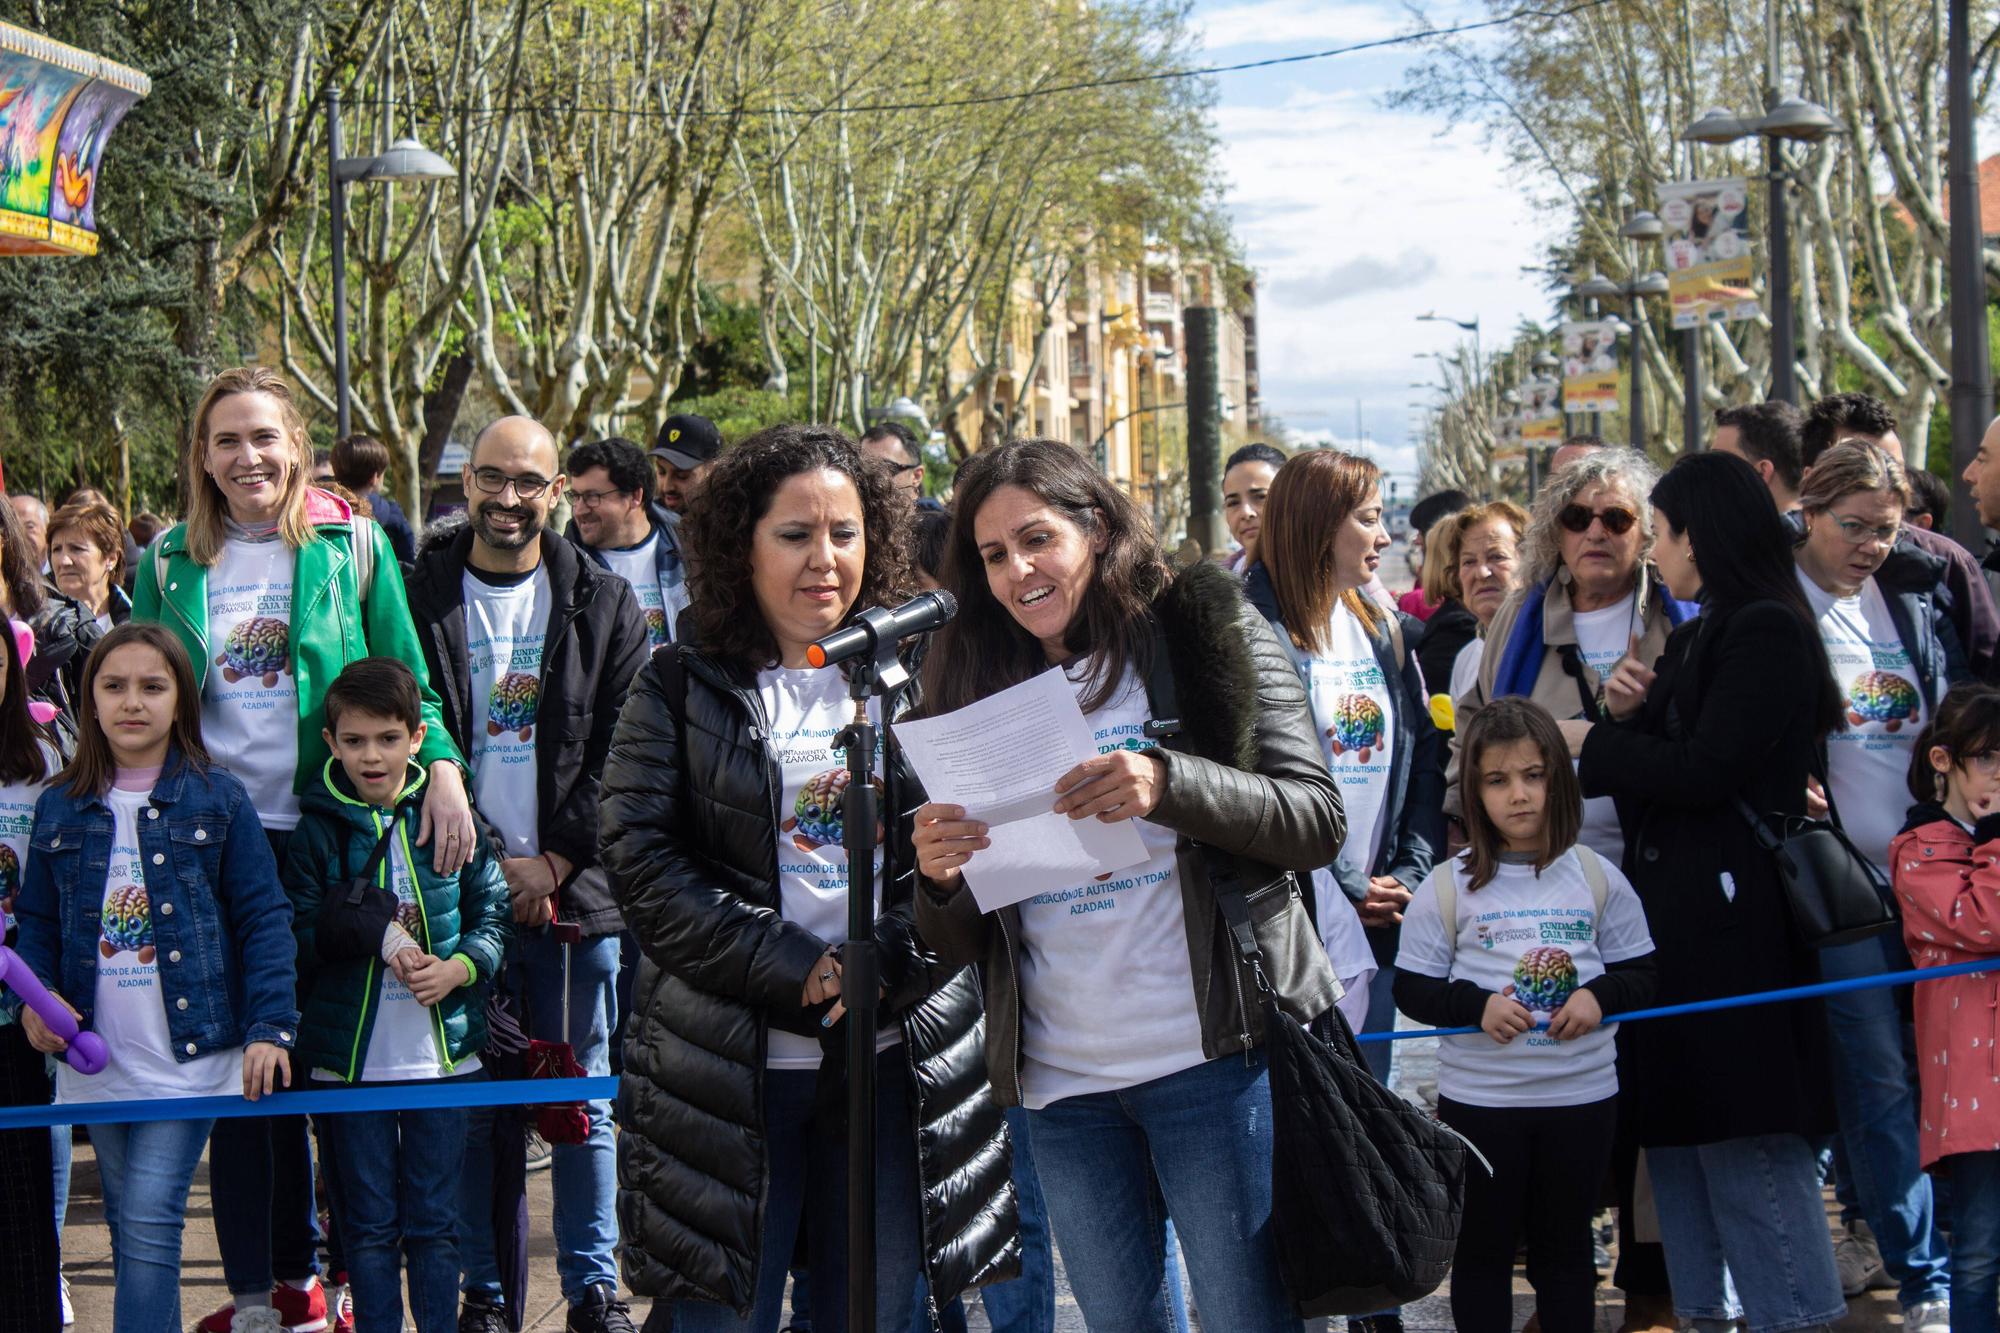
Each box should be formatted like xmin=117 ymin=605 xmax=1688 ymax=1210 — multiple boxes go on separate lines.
xmin=1194 ymin=0 xmax=1559 ymax=489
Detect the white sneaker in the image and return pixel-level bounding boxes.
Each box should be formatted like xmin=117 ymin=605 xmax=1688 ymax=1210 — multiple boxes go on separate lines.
xmin=1903 ymin=1299 xmax=1951 ymax=1333
xmin=229 ymin=1307 xmax=286 ymax=1333
xmin=58 ymin=1274 xmax=72 ymax=1326
xmin=1835 ymin=1219 xmax=1894 ymax=1296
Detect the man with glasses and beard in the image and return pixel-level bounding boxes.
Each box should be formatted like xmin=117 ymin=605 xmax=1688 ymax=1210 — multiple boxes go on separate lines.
xmin=567 ymin=437 xmax=691 ymax=648
xmin=403 ymin=416 xmax=650 ymax=1333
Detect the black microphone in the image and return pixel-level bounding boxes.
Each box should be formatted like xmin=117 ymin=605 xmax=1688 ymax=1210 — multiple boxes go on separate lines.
xmin=807 ymin=590 xmax=958 ymax=668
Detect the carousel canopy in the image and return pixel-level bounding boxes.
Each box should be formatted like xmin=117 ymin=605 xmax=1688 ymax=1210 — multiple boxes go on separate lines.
xmin=0 ymin=21 xmax=148 ymax=257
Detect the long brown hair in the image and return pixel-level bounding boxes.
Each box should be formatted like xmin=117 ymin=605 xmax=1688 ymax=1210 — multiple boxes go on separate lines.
xmin=57 ymin=623 xmax=210 ymax=798
xmin=1458 ymin=697 xmax=1581 ymax=891
xmin=0 ymin=619 xmax=48 ymax=785
xmin=923 ymin=438 xmax=1170 ymax=717
xmin=183 ymin=367 xmax=316 ymax=566
xmin=1259 ymin=450 xmax=1383 ymax=655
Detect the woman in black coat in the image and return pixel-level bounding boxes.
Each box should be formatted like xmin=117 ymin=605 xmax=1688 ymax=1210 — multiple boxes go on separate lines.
xmin=598 ymin=425 xmax=1017 ymax=1332
xmin=1573 ymin=452 xmax=1845 ymax=1333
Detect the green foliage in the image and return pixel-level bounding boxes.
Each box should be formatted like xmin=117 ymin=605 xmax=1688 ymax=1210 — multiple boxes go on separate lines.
xmin=668 ymin=386 xmax=807 ymax=444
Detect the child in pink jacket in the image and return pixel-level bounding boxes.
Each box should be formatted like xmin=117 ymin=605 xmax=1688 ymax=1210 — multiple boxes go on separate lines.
xmin=1891 ymin=681 xmax=2000 ymax=1333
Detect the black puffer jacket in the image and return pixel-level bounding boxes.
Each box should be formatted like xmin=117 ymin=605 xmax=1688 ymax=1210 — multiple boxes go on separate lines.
xmin=599 ymin=644 xmax=1019 ymax=1316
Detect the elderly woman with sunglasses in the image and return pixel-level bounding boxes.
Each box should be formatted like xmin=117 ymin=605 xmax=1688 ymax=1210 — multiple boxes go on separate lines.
xmin=1451 ymin=449 xmax=1697 ymax=866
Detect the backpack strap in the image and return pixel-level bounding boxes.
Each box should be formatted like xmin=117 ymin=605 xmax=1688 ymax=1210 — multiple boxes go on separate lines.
xmin=1384 ymin=612 xmax=1407 ymax=672
xmin=1428 ymin=862 xmax=1458 ymax=963
xmin=351 ymin=519 xmax=375 ymax=601
xmin=1574 ymin=843 xmax=1609 ymax=923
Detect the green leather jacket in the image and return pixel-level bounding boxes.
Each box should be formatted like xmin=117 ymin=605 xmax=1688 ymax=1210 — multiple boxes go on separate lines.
xmin=131 ymin=489 xmax=462 ymax=790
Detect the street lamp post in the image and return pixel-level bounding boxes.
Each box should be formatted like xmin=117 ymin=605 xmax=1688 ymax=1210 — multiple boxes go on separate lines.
xmin=1682 ymin=98 xmax=1838 ymax=407
xmin=1574 ymin=266 xmax=1670 ymax=452
xmin=1418 ymin=312 xmax=1482 ymax=394
xmin=1948 ymin=0 xmax=1993 ymax=550
xmin=325 ymin=87 xmax=457 ymax=438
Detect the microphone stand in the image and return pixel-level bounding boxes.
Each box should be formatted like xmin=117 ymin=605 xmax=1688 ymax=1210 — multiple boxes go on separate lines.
xmin=834 ymin=630 xmax=911 ymax=1333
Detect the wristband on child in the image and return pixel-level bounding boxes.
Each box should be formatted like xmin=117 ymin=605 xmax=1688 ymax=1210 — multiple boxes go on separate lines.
xmin=542 ymin=851 xmax=562 ymax=893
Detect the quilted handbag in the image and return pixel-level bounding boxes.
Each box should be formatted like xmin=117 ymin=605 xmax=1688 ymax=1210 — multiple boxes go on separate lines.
xmin=1217 ymin=884 xmax=1469 ymax=1316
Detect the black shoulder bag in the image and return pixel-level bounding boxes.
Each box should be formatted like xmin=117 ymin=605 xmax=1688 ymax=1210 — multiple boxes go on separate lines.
xmin=1142 ymin=633 xmax=1467 ymax=1316
xmin=1734 ymin=765 xmax=1896 ymax=949
xmin=315 ymin=819 xmax=403 ymax=963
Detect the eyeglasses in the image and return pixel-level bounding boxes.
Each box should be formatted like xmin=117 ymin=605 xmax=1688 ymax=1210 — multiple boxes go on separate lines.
xmin=1829 ymin=516 xmax=1899 ymax=548
xmin=469 ymin=468 xmax=554 ymax=501
xmin=1953 ymin=752 xmax=2000 ymax=777
xmin=568 ymin=487 xmax=631 ymax=509
xmin=1556 ymin=504 xmax=1638 ymax=536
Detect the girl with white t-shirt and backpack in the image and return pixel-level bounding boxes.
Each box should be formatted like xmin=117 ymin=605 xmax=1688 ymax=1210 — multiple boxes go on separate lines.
xmin=1395 ymin=697 xmax=1656 ymax=1333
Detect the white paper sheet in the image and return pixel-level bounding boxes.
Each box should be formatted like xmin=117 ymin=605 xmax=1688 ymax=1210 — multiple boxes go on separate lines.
xmin=892 ymin=667 xmax=1150 ymax=911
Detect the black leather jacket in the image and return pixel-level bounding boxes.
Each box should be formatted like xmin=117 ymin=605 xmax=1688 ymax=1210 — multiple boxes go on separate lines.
xmin=915 ymin=561 xmax=1346 ymax=1106
xmin=599 ymin=643 xmax=1019 ymax=1315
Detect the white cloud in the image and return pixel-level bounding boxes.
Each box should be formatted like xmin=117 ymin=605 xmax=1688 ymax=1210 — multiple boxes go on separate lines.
xmin=1194 ymin=0 xmax=1405 ymax=53
xmin=1213 ymin=80 xmax=1557 ymax=462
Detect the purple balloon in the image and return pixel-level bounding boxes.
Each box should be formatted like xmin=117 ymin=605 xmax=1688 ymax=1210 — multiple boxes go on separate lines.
xmin=0 ymin=944 xmax=107 ymax=1074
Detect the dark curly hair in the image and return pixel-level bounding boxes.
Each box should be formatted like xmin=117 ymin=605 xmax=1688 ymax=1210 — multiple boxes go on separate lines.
xmin=1802 ymin=392 xmax=1899 ymax=468
xmin=681 ymin=423 xmax=913 ymax=667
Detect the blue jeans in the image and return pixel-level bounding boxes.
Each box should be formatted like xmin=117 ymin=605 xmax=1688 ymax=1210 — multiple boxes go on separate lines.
xmin=673 ymin=1045 xmax=924 ymax=1333
xmin=53 ymin=1121 xmax=70 ymax=1238
xmin=1026 ymin=1051 xmax=1302 ymax=1333
xmin=1649 ymin=1133 xmax=1846 ymax=1333
xmin=92 ymin=1116 xmax=214 ymax=1333
xmin=1359 ymin=965 xmax=1396 ymax=1085
xmin=1947 ymin=1151 xmax=2000 ymax=1333
xmin=461 ymin=929 xmax=620 ymax=1307
xmin=324 ymin=1075 xmax=477 ymax=1333
xmin=1819 ymin=933 xmax=1949 ymax=1305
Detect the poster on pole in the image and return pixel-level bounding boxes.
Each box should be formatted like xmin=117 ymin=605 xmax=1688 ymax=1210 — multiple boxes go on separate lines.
xmin=1560 ymin=321 xmax=1621 ymax=415
xmin=1521 ymin=376 xmax=1563 ymax=442
xmin=1659 ymin=178 xmax=1759 ymax=329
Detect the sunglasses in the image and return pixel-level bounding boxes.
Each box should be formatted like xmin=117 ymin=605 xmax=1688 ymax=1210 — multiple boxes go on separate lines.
xmin=1557 ymin=504 xmax=1638 ymax=536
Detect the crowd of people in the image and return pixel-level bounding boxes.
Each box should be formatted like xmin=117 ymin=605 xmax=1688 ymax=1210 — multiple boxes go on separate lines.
xmin=5 ymin=367 xmax=2000 ymax=1333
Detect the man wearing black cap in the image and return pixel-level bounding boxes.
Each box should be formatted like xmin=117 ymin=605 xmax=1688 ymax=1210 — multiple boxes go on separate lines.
xmin=648 ymin=412 xmax=722 ymax=514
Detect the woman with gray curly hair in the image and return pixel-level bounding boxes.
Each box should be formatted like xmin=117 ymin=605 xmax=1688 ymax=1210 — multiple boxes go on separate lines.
xmin=1452 ymin=448 xmax=1699 ymax=865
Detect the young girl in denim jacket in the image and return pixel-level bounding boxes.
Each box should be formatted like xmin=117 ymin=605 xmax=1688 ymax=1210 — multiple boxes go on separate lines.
xmin=10 ymin=623 xmax=299 ymax=1333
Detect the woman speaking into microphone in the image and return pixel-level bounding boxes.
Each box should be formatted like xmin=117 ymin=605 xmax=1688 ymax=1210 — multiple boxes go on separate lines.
xmin=598 ymin=425 xmax=1015 ymax=1333
xmin=911 ymin=438 xmax=1343 ymax=1333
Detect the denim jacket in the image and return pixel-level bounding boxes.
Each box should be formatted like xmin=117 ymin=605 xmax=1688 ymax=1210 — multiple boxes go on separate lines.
xmin=8 ymin=751 xmax=299 ymax=1058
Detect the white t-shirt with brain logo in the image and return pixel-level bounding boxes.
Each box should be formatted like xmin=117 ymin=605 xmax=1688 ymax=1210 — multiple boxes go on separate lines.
xmin=204 ymin=536 xmax=301 ymax=829
xmin=464 ymin=567 xmax=551 ymax=858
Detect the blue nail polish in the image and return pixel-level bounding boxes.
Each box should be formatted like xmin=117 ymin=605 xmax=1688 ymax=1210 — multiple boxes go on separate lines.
xmin=821 ymin=1013 xmax=836 ymax=1028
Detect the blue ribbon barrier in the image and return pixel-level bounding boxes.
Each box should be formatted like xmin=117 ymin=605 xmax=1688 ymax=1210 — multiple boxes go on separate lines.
xmin=0 ymin=1075 xmax=618 ymax=1130
xmin=1351 ymin=955 xmax=1998 ymax=1044
xmin=0 ymin=957 xmax=1991 ymax=1126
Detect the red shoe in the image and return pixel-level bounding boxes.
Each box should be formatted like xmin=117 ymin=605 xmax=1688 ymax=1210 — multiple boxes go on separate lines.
xmin=192 ymin=1300 xmax=237 ymax=1333
xmin=325 ymin=1274 xmax=354 ymax=1333
xmin=274 ymin=1281 xmax=330 ymax=1333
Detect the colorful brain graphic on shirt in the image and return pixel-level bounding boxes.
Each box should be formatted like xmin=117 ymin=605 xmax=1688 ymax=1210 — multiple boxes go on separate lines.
xmin=394 ymin=898 xmax=424 ymax=940
xmin=215 ymin=616 xmax=290 ymax=688
xmin=1846 ymin=670 xmax=1921 ymax=731
xmin=644 ymin=607 xmax=670 ymax=646
xmin=99 ymin=882 xmax=155 ymax=964
xmin=0 ymin=844 xmax=17 ymax=923
xmin=486 ymin=672 xmax=540 ymax=741
xmin=1508 ymin=945 xmax=1580 ymax=1013
xmin=1326 ymin=693 xmax=1388 ymax=764
xmin=782 ymin=770 xmax=887 ymax=853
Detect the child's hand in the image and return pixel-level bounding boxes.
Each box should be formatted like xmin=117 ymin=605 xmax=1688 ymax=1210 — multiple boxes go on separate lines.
xmin=1973 ymin=789 xmax=2000 ymax=819
xmin=406 ymin=953 xmax=472 ymax=1007
xmin=20 ymin=992 xmax=79 ymax=1055
xmin=243 ymin=1042 xmax=291 ymax=1101
xmin=388 ymin=947 xmax=423 ymax=985
xmin=1480 ymin=992 xmax=1534 ymax=1044
xmin=1546 ymin=988 xmax=1604 ymax=1040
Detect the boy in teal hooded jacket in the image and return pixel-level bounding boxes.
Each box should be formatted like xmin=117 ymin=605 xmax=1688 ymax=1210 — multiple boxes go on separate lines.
xmin=283 ymin=657 xmax=511 ymax=1333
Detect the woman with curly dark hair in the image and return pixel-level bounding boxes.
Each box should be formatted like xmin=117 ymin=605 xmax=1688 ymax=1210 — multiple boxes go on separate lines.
xmin=913 ymin=438 xmax=1342 ymax=1332
xmin=599 ymin=424 xmax=1019 ymax=1332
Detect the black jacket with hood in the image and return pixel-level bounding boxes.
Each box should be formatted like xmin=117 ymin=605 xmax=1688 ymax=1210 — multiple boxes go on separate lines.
xmin=404 ymin=522 xmax=651 ymax=936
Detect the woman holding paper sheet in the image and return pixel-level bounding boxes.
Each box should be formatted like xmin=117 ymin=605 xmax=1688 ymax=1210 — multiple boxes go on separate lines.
xmin=597 ymin=424 xmax=1017 ymax=1333
xmin=912 ymin=437 xmax=1344 ymax=1333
